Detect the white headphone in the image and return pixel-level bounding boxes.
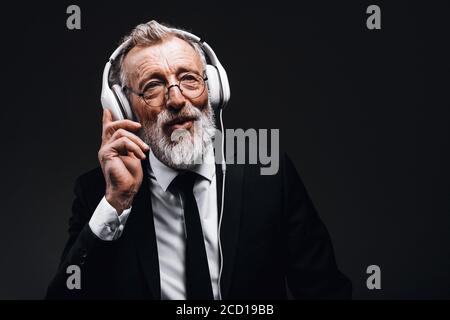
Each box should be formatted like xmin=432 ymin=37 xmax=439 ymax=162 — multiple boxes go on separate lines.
xmin=100 ymin=29 xmax=231 ymax=120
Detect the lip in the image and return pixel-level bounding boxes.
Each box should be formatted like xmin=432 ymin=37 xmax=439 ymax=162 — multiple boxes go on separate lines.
xmin=166 ymin=117 xmax=197 ymax=131
xmin=170 ymin=120 xmax=194 ymax=130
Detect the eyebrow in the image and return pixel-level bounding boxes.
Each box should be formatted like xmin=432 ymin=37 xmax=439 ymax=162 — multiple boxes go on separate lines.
xmin=137 ymin=66 xmax=203 ymax=91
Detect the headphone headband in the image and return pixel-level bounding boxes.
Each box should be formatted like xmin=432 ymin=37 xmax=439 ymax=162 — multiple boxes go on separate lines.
xmin=108 ymin=30 xmax=222 ymax=71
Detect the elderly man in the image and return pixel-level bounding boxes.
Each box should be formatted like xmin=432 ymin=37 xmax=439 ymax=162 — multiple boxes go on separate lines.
xmin=46 ymin=20 xmax=351 ymax=300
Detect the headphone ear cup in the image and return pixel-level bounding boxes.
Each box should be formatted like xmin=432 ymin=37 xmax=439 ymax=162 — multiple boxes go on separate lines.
xmin=206 ymin=64 xmax=222 ymax=109
xmin=101 ymin=86 xmax=125 ymax=121
xmin=111 ymin=84 xmax=134 ymax=120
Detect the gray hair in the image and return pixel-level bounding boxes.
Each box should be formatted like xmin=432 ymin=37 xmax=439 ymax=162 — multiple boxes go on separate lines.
xmin=112 ymin=20 xmax=207 ymax=88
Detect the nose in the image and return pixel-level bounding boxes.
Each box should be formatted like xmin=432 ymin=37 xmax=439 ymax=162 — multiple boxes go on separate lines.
xmin=166 ymin=84 xmax=186 ymax=112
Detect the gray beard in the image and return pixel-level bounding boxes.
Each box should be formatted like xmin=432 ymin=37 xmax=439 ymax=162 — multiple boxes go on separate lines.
xmin=140 ymin=103 xmax=216 ymax=170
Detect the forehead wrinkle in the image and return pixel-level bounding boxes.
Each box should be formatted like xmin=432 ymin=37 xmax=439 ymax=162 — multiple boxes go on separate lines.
xmin=158 ymin=39 xmax=202 ymax=74
xmin=133 ymin=52 xmax=167 ymax=83
xmin=126 ymin=37 xmax=204 ymax=87
xmin=136 ymin=60 xmax=164 ymax=81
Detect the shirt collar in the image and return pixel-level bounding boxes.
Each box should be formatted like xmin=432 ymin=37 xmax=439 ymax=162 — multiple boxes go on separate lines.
xmin=148 ymin=145 xmax=216 ymax=192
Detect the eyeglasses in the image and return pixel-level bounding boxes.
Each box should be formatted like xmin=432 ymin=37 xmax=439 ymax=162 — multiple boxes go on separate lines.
xmin=124 ymin=72 xmax=208 ymax=108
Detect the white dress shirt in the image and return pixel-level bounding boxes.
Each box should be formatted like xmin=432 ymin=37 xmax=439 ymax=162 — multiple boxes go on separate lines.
xmin=88 ymin=147 xmax=220 ymax=300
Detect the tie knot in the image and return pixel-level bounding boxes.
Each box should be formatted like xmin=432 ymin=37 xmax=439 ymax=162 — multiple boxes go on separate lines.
xmin=171 ymin=171 xmax=198 ymax=194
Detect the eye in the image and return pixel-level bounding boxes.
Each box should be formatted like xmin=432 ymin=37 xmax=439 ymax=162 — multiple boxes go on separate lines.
xmin=142 ymin=81 xmax=164 ymax=99
xmin=180 ymin=73 xmax=202 ymax=90
xmin=144 ymin=81 xmax=164 ymax=91
xmin=181 ymin=73 xmax=198 ymax=81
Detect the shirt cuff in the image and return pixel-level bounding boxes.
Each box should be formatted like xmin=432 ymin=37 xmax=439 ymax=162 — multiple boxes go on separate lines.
xmin=88 ymin=196 xmax=132 ymax=241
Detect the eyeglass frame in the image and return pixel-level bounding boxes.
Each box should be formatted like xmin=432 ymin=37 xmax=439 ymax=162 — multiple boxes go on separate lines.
xmin=123 ymin=72 xmax=208 ymax=107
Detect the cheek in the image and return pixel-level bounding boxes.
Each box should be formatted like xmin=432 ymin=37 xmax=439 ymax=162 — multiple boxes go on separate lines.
xmin=132 ymin=99 xmax=162 ymax=124
xmin=192 ymin=90 xmax=209 ymax=111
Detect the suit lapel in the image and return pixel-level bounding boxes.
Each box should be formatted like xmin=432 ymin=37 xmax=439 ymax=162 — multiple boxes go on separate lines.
xmin=216 ymin=162 xmax=244 ymax=299
xmin=127 ymin=162 xmax=161 ymax=299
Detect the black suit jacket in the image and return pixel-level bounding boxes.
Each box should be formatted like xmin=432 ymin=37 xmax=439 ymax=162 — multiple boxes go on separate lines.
xmin=46 ymin=152 xmax=351 ymax=299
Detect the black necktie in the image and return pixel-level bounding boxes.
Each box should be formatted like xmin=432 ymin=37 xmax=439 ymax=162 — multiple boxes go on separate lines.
xmin=171 ymin=171 xmax=214 ymax=300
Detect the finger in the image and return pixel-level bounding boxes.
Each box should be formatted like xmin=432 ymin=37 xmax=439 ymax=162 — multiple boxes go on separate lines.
xmin=110 ymin=119 xmax=141 ymax=131
xmin=104 ymin=119 xmax=141 ymax=134
xmin=103 ymin=108 xmax=112 ymax=125
xmin=109 ymin=137 xmax=147 ymax=160
xmin=103 ymin=119 xmax=142 ymax=141
xmin=111 ymin=129 xmax=150 ymax=152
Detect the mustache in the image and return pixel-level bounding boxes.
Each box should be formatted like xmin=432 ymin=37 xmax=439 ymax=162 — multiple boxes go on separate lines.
xmin=159 ymin=105 xmax=203 ymax=127
xmin=165 ymin=115 xmax=198 ymax=127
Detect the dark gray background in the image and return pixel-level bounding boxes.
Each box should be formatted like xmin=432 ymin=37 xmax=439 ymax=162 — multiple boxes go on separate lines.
xmin=1 ymin=0 xmax=449 ymax=299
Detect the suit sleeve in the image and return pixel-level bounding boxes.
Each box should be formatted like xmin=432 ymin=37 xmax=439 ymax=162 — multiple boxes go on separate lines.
xmin=45 ymin=175 xmax=118 ymax=299
xmin=282 ymin=154 xmax=352 ymax=299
